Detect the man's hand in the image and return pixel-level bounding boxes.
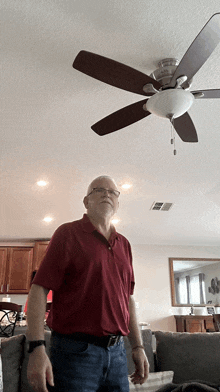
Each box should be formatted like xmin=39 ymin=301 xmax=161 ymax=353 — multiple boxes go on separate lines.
xmin=27 ymin=347 xmax=54 ymax=392
xmin=130 ymin=348 xmax=149 ymax=385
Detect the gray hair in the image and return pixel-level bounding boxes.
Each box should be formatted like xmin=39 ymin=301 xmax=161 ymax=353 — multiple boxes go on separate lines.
xmin=86 ymin=176 xmax=118 ymax=195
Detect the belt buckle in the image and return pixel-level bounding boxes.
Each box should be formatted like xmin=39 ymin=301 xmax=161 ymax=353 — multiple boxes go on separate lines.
xmin=107 ymin=335 xmax=117 ymax=348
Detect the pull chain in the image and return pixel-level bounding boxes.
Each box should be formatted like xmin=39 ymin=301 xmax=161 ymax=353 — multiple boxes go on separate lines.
xmin=170 ymin=117 xmax=177 ymax=155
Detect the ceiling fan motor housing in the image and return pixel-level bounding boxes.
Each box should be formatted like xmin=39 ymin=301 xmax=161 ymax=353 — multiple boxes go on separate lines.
xmin=150 ymin=58 xmax=193 ymax=89
xmin=145 ymin=89 xmax=195 ymax=119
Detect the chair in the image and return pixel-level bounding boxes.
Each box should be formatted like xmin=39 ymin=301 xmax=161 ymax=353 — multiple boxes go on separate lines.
xmin=213 ymin=314 xmax=220 ymax=332
xmin=0 ymin=302 xmax=23 ymax=337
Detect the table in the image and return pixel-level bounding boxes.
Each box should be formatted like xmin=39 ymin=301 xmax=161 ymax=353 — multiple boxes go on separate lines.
xmin=174 ymin=315 xmax=215 ymax=332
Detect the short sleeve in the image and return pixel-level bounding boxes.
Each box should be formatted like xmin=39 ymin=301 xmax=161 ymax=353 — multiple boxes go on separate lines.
xmin=32 ymin=223 xmax=73 ymax=291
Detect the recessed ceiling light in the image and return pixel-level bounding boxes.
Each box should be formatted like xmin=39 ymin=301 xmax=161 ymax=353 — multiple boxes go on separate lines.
xmin=43 ymin=216 xmax=53 ymax=222
xmin=37 ymin=180 xmax=48 ymax=187
xmin=121 ymin=183 xmax=132 ymax=190
xmin=111 ymin=217 xmax=120 ymax=225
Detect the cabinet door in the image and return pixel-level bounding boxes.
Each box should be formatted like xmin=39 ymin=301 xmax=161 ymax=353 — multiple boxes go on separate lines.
xmin=205 ymin=319 xmax=215 ymax=332
xmin=6 ymin=248 xmax=33 ymax=294
xmin=33 ymin=241 xmax=50 ymax=270
xmin=0 ymin=248 xmax=8 ymax=293
xmin=185 ymin=318 xmax=205 ymax=333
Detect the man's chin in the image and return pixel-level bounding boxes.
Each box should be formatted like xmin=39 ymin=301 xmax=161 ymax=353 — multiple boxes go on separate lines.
xmin=98 ymin=205 xmax=114 ymax=216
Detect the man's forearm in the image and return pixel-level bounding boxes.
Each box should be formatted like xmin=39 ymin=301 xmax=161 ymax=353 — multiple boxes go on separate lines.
xmin=26 ymin=284 xmax=49 ymax=341
xmin=128 ymin=295 xmax=143 ymax=348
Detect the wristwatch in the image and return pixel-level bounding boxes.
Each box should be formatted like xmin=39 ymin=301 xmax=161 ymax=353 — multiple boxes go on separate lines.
xmin=27 ymin=340 xmax=46 ymax=353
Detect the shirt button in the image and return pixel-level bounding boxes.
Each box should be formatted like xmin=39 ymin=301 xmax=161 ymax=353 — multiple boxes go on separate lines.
xmin=108 ymin=247 xmax=111 ymax=250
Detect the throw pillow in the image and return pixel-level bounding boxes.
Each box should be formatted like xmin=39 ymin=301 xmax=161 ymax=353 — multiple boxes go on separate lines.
xmin=129 ymin=370 xmax=174 ymax=392
xmin=154 ymin=331 xmax=220 ymax=384
xmin=1 ymin=333 xmax=25 ymax=392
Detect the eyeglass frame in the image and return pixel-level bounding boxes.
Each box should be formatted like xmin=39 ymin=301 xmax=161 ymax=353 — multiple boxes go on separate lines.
xmin=87 ymin=187 xmax=120 ymax=198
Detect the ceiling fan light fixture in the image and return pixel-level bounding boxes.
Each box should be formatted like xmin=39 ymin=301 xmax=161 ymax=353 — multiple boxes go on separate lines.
xmin=145 ymin=89 xmax=195 ymax=119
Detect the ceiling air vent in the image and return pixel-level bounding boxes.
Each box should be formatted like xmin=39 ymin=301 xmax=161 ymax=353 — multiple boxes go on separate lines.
xmin=150 ymin=202 xmax=173 ymax=211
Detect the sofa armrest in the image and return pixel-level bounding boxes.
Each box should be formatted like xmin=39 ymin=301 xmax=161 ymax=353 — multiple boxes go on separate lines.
xmin=124 ymin=329 xmax=155 ymax=374
xmin=1 ymin=334 xmax=25 ymax=392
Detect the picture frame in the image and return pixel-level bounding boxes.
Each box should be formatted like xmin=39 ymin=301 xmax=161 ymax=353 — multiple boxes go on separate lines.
xmin=207 ymin=306 xmax=215 ymax=315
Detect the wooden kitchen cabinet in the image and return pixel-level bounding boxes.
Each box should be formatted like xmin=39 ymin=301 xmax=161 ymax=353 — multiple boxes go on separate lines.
xmin=175 ymin=315 xmax=215 ymax=333
xmin=0 ymin=248 xmax=8 ymax=293
xmin=0 ymin=247 xmax=33 ymax=294
xmin=33 ymin=241 xmax=50 ymax=270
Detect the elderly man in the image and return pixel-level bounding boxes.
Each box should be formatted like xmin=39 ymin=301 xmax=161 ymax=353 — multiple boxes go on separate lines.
xmin=27 ymin=175 xmax=149 ymax=392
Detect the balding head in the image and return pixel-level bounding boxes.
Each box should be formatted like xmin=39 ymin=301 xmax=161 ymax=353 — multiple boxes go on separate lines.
xmin=83 ymin=175 xmax=119 ymax=218
xmin=86 ymin=176 xmax=118 ymax=196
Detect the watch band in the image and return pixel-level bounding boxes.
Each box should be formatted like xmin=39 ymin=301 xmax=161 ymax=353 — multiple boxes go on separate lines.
xmin=27 ymin=340 xmax=46 ymax=353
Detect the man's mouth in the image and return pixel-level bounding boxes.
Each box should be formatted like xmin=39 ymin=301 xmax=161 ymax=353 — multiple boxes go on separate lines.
xmin=101 ymin=200 xmax=112 ymax=205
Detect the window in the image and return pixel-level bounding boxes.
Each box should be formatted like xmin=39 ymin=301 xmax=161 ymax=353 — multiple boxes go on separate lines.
xmin=175 ymin=273 xmax=206 ymax=305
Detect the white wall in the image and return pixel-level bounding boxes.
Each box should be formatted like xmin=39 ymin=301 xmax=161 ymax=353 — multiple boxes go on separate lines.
xmin=131 ymin=244 xmax=220 ymax=332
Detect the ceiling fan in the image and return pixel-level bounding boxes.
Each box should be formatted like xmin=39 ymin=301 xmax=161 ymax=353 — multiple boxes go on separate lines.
xmin=73 ymin=13 xmax=220 ymax=143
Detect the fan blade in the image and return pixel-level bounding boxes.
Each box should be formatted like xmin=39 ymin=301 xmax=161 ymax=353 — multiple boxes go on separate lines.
xmin=173 ymin=113 xmax=198 ymax=142
xmin=73 ymin=51 xmax=161 ymax=96
xmin=192 ymin=89 xmax=220 ymax=99
xmin=170 ymin=13 xmax=220 ymax=88
xmin=91 ymin=99 xmax=150 ymax=135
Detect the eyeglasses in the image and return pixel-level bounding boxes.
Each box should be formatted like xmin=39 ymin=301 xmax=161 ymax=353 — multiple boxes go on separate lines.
xmin=87 ymin=187 xmax=120 ymax=198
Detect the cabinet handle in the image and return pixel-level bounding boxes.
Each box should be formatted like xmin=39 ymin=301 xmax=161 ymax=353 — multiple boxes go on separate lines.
xmin=7 ymin=284 xmax=9 ymax=292
xmin=1 ymin=285 xmax=3 ymax=292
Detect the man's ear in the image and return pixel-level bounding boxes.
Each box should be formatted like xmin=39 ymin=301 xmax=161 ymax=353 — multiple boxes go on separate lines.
xmin=83 ymin=196 xmax=88 ymax=209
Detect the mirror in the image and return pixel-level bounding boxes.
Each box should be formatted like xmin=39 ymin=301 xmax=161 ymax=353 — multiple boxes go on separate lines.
xmin=169 ymin=258 xmax=220 ymax=307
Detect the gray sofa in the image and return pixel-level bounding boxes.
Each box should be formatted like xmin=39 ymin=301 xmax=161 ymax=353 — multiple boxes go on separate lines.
xmin=1 ymin=329 xmax=220 ymax=392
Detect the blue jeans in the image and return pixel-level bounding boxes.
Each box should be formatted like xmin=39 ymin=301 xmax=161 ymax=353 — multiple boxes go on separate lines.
xmin=47 ymin=331 xmax=129 ymax=392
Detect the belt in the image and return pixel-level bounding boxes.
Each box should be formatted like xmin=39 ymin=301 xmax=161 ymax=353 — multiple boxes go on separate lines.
xmin=52 ymin=331 xmax=122 ymax=349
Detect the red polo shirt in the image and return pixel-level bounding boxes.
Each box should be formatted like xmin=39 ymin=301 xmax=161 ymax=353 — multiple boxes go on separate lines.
xmin=32 ymin=214 xmax=135 ymax=336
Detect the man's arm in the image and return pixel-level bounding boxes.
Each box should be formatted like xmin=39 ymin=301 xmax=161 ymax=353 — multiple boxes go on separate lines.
xmin=127 ymin=295 xmax=149 ymax=385
xmin=26 ymin=284 xmax=54 ymax=392
xmin=26 ymin=284 xmax=49 ymax=340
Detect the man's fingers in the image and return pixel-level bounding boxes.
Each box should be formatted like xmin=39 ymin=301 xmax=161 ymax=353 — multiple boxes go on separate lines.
xmin=28 ymin=376 xmax=48 ymax=392
xmin=46 ymin=366 xmax=54 ymax=386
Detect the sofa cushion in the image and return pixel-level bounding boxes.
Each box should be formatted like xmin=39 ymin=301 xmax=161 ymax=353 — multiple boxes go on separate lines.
xmin=0 ymin=339 xmax=3 ymax=392
xmin=1 ymin=334 xmax=25 ymax=392
xmin=154 ymin=331 xmax=220 ymax=384
xmin=124 ymin=329 xmax=155 ymax=374
xmin=20 ymin=330 xmax=52 ymax=392
xmin=128 ymin=370 xmax=174 ymax=391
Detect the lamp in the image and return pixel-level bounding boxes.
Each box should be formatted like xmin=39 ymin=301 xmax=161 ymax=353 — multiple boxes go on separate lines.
xmin=144 ymin=89 xmax=195 ymax=119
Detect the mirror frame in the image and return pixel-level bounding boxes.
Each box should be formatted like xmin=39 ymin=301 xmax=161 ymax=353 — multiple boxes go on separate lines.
xmin=169 ymin=257 xmax=220 ymax=307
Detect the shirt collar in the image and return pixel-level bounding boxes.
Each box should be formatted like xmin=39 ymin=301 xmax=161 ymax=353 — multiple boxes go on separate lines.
xmin=81 ymin=214 xmax=96 ymax=233
xmin=81 ymin=213 xmax=119 ymax=240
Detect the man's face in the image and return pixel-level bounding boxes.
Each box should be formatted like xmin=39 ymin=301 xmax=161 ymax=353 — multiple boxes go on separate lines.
xmin=84 ymin=178 xmax=119 ymax=218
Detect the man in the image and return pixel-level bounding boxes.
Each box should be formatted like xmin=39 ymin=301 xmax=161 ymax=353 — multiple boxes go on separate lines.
xmin=27 ymin=176 xmax=149 ymax=392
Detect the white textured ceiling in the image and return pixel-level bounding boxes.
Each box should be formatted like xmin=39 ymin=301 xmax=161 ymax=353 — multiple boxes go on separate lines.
xmin=1 ymin=0 xmax=220 ymax=246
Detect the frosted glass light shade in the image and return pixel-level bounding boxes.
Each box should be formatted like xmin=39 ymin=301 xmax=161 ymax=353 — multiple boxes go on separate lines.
xmin=146 ymin=89 xmax=194 ymax=119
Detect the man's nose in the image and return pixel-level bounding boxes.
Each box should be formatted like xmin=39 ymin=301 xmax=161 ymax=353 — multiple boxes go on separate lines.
xmin=103 ymin=189 xmax=110 ymax=196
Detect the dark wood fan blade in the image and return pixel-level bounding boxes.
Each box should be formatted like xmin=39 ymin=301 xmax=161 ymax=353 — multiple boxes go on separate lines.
xmin=91 ymin=99 xmax=150 ymax=135
xmin=170 ymin=13 xmax=220 ymax=88
xmin=73 ymin=51 xmax=161 ymax=96
xmin=174 ymin=113 xmax=198 ymax=142
xmin=192 ymin=89 xmax=220 ymax=99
